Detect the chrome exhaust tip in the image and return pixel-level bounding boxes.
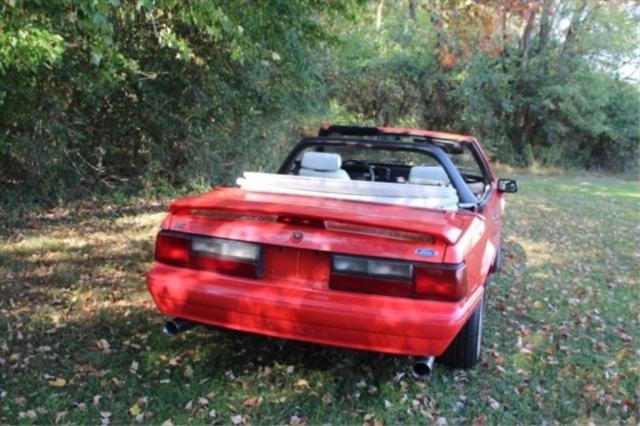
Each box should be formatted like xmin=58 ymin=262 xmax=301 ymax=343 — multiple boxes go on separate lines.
xmin=411 ymin=356 xmax=435 ymax=379
xmin=163 ymin=318 xmax=196 ymax=336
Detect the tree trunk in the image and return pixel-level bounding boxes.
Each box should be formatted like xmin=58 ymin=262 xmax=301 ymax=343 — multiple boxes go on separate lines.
xmin=408 ymin=0 xmax=417 ymax=21
xmin=520 ymin=10 xmax=537 ymax=72
xmin=560 ymin=0 xmax=588 ymax=58
xmin=376 ymin=0 xmax=385 ymax=31
xmin=537 ymin=0 xmax=553 ymax=73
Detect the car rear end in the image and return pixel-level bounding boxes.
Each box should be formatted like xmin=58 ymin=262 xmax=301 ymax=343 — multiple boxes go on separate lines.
xmin=146 ymin=188 xmax=484 ymax=357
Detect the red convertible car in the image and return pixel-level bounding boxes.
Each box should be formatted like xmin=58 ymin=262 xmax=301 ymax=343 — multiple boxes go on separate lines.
xmin=147 ymin=125 xmax=517 ymax=375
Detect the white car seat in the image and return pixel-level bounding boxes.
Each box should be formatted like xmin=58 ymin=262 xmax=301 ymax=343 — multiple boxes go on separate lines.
xmin=408 ymin=166 xmax=450 ymax=186
xmin=299 ymin=152 xmax=350 ymax=180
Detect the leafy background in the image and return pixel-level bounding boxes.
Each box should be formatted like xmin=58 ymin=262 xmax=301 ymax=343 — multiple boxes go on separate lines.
xmin=1 ymin=0 xmax=639 ymax=208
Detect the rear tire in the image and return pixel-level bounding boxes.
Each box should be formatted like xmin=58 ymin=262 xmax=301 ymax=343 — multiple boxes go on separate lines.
xmin=438 ymin=293 xmax=485 ymax=369
xmin=491 ymin=242 xmax=502 ymax=273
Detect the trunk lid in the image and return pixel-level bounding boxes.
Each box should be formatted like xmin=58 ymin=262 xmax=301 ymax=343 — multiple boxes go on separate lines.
xmin=170 ymin=188 xmax=471 ymax=242
xmin=165 ymin=187 xmax=475 ymax=265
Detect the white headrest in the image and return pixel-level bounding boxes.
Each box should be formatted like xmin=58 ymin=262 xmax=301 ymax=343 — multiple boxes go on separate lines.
xmin=301 ymin=152 xmax=342 ymax=171
xmin=409 ymin=166 xmax=450 ymax=185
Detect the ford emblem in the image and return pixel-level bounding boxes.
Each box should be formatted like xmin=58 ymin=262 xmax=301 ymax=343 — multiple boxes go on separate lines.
xmin=416 ymin=248 xmax=437 ymax=257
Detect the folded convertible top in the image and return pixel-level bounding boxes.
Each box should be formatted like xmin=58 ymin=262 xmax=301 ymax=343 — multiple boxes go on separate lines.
xmin=236 ymin=172 xmax=459 ymax=210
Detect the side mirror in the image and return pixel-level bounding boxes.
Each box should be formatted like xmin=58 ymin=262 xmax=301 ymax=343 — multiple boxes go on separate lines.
xmin=497 ymin=178 xmax=518 ymax=193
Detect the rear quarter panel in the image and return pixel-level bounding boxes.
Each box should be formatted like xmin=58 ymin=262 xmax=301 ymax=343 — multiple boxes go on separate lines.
xmin=444 ymin=139 xmax=503 ymax=294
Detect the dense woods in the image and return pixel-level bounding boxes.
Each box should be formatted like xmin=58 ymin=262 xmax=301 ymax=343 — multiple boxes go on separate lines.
xmin=1 ymin=0 xmax=638 ymax=205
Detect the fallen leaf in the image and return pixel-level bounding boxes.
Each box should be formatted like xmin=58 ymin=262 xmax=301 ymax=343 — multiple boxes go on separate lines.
xmin=183 ymin=365 xmax=194 ymax=379
xmin=487 ymin=397 xmax=500 ymax=410
xmin=15 ymin=396 xmax=27 ymax=406
xmin=392 ymin=372 xmax=405 ymax=384
xmin=161 ymin=420 xmax=174 ymax=426
xmin=295 ymin=379 xmax=311 ymax=389
xmin=54 ymin=411 xmax=67 ymax=424
xmin=96 ymin=339 xmax=110 ymax=352
xmin=231 ymin=414 xmax=245 ymax=425
xmin=290 ymin=414 xmax=303 ymax=425
xmin=321 ymin=393 xmax=334 ymax=405
xmin=129 ymin=403 xmax=142 ymax=416
xmin=209 ymin=409 xmax=217 ymax=418
xmin=434 ymin=417 xmax=447 ymax=426
xmin=49 ymin=378 xmax=67 ymax=387
xmin=243 ymin=397 xmax=261 ymax=407
xmin=615 ymin=349 xmax=630 ymax=364
xmin=19 ymin=410 xmax=37 ymax=421
xmin=472 ymin=415 xmax=488 ymax=426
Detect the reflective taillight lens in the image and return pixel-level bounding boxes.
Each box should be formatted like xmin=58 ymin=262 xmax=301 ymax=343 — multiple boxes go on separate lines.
xmin=415 ymin=263 xmax=467 ymax=301
xmin=155 ymin=232 xmax=190 ymax=266
xmin=330 ymin=255 xmax=414 ymax=297
xmin=329 ymin=254 xmax=467 ymax=301
xmin=154 ymin=231 xmax=261 ymax=278
xmin=191 ymin=237 xmax=260 ymax=262
xmin=332 ymin=255 xmax=413 ymax=280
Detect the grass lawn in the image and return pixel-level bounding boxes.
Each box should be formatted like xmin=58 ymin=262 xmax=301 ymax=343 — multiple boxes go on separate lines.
xmin=1 ymin=174 xmax=638 ymax=425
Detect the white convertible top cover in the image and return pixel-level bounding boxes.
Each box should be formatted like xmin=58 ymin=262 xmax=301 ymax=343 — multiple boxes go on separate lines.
xmin=236 ymin=172 xmax=459 ymax=210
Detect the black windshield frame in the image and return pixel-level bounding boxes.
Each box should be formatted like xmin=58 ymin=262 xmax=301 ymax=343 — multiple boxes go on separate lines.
xmin=278 ymin=137 xmax=478 ymax=206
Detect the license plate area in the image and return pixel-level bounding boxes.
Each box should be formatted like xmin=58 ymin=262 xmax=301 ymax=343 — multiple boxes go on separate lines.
xmin=262 ymin=246 xmax=331 ymax=284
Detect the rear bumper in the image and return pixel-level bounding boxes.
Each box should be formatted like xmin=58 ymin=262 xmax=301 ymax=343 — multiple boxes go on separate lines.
xmin=146 ymin=263 xmax=484 ymax=357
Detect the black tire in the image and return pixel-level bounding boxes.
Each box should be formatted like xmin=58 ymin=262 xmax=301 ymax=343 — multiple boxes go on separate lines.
xmin=438 ymin=294 xmax=485 ymax=369
xmin=491 ymin=242 xmax=502 ymax=273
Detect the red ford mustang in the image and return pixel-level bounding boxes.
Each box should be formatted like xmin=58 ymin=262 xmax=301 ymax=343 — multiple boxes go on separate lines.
xmin=147 ymin=125 xmax=517 ymax=375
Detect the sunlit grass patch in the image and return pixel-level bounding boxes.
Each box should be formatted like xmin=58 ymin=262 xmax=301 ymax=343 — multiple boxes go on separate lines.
xmin=1 ymin=175 xmax=639 ymax=424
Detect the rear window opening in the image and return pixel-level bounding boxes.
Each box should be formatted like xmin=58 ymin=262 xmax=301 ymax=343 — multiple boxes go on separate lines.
xmin=287 ymin=145 xmax=450 ymax=186
xmin=282 ymin=143 xmax=488 ymax=198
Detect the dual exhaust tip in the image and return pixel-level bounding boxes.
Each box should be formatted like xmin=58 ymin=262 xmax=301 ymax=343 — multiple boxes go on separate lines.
xmin=411 ymin=356 xmax=435 ymax=379
xmin=162 ymin=317 xmax=435 ymax=377
xmin=163 ymin=318 xmax=196 ymax=336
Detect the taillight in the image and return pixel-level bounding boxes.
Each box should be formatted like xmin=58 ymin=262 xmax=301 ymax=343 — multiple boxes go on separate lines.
xmin=155 ymin=232 xmax=190 ymax=265
xmin=154 ymin=230 xmax=262 ymax=278
xmin=332 ymin=255 xmax=413 ymax=280
xmin=415 ymin=263 xmax=467 ymax=301
xmin=190 ymin=236 xmax=262 ymax=277
xmin=328 ymin=253 xmax=467 ymax=301
xmin=329 ymin=255 xmax=414 ymax=298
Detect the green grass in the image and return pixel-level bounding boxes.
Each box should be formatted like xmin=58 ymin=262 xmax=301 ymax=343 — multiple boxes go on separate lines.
xmin=1 ymin=174 xmax=638 ymax=425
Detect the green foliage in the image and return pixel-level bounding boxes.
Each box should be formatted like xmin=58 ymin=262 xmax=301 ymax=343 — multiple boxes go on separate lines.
xmin=325 ymin=0 xmax=640 ymax=173
xmin=0 ymin=0 xmax=348 ymax=204
xmin=0 ymin=0 xmax=638 ymax=206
